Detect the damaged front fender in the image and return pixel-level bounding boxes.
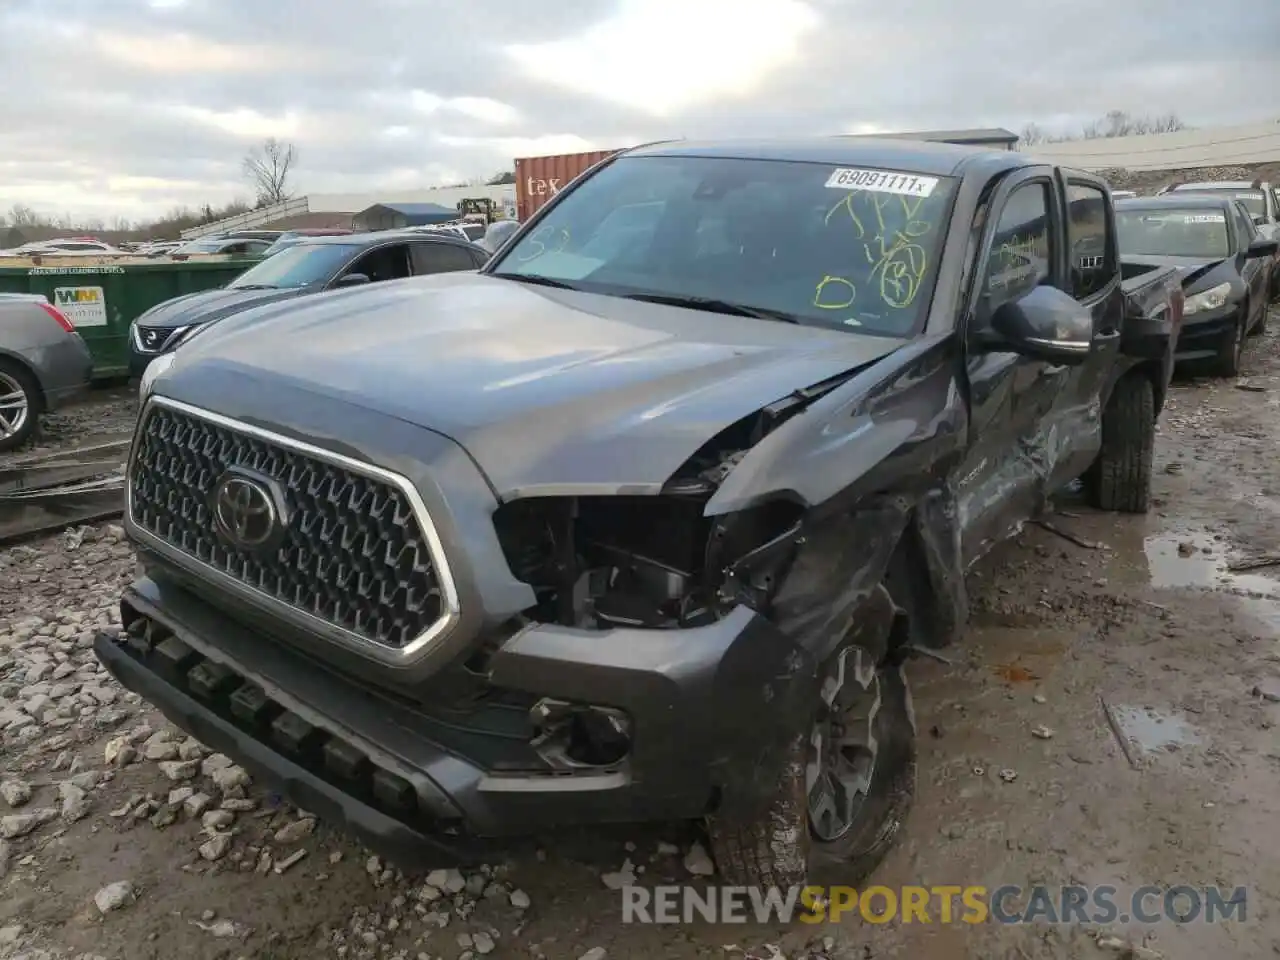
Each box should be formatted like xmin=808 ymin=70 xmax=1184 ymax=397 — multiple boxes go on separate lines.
xmin=703 ymin=337 xmax=965 ymax=517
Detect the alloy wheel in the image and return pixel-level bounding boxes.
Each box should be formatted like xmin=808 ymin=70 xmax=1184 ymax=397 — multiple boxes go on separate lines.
xmin=805 ymin=645 xmax=882 ymax=842
xmin=0 ymin=372 xmax=29 ymax=441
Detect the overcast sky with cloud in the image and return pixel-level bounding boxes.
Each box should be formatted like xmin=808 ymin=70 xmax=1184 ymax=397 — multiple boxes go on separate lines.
xmin=2 ymin=0 xmax=1277 ymax=221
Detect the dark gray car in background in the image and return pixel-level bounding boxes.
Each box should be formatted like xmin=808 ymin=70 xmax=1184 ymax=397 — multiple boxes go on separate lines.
xmin=0 ymin=293 xmax=93 ymax=451
xmin=128 ymin=231 xmax=490 ymax=375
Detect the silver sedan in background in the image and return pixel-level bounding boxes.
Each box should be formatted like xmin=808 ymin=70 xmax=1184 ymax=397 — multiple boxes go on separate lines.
xmin=0 ymin=293 xmax=94 ymax=451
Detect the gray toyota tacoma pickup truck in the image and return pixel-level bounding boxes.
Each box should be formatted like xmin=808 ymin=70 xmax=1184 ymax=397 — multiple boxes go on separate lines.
xmin=96 ymin=139 xmax=1182 ymax=888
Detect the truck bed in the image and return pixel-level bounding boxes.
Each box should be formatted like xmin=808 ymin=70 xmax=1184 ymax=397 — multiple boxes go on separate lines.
xmin=1118 ymin=260 xmax=1183 ymax=406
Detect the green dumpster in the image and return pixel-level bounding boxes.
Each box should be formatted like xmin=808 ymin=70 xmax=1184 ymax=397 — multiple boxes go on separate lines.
xmin=0 ymin=258 xmax=259 ymax=378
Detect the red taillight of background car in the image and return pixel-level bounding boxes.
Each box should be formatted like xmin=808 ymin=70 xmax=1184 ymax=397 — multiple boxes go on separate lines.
xmin=38 ymin=302 xmax=76 ymax=333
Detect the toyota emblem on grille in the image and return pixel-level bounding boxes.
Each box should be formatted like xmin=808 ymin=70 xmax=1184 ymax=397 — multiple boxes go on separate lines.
xmin=211 ymin=471 xmax=284 ymax=551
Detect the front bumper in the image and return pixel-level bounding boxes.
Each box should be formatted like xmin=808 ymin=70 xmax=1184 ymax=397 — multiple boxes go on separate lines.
xmin=96 ymin=574 xmax=817 ymax=865
xmin=1174 ymin=304 xmax=1241 ymax=362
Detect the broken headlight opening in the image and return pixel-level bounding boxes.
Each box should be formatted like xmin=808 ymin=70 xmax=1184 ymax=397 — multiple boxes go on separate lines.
xmin=492 ymin=492 xmax=805 ymax=632
xmin=491 ymin=392 xmax=840 ymax=631
xmin=529 ymin=698 xmax=632 ymax=769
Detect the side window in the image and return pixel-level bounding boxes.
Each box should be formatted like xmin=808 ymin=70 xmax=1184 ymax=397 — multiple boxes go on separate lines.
xmin=348 ymin=244 xmax=412 ymax=283
xmin=1231 ymin=203 xmax=1257 ymax=246
xmin=1065 ymin=183 xmax=1116 ymax=300
xmin=983 ymin=182 xmax=1054 ymax=308
xmin=469 ymin=248 xmax=490 ymax=268
xmin=410 ymin=243 xmax=479 ymax=275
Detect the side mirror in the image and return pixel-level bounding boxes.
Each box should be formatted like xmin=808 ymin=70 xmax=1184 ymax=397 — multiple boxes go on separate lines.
xmin=1246 ymin=239 xmax=1279 ymax=259
xmin=985 ymin=285 xmax=1092 ymax=364
xmin=1253 ymin=215 xmax=1267 ymax=226
xmin=333 ymin=272 xmax=370 ymax=288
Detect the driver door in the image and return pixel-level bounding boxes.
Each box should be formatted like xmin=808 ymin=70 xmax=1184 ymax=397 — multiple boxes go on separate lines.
xmin=955 ymin=168 xmax=1070 ymax=568
xmin=1230 ymin=202 xmax=1268 ymax=322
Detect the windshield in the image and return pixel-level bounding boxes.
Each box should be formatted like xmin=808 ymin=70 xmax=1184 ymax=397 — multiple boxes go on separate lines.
xmin=227 ymin=242 xmax=359 ymax=289
xmin=1177 ymin=188 xmax=1265 ymax=218
xmin=261 ymin=234 xmax=304 ymax=257
xmin=489 ymin=155 xmax=958 ymax=337
xmin=177 ymin=238 xmax=227 ymax=253
xmin=1117 ymin=208 xmax=1231 ymax=259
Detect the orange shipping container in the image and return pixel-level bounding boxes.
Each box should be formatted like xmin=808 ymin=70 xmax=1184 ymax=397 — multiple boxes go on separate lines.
xmin=514 ymin=149 xmax=623 ymax=222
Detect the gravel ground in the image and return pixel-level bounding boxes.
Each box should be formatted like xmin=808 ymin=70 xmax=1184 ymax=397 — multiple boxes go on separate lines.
xmin=3 ymin=315 xmax=1280 ymax=959
xmin=14 ymin=385 xmax=139 ymax=461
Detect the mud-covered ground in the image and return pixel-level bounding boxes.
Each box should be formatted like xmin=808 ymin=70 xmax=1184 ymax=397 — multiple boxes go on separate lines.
xmin=3 ymin=318 xmax=1280 ymax=960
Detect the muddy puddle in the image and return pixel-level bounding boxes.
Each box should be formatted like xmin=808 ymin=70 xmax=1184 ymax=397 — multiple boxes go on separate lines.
xmin=1107 ymin=704 xmax=1203 ymax=755
xmin=1144 ymin=531 xmax=1280 ymax=597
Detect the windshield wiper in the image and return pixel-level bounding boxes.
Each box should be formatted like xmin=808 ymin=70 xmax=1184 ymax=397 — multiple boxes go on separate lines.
xmin=490 ymin=272 xmax=579 ymax=290
xmin=621 ymin=293 xmax=801 ymax=324
xmin=231 ymin=284 xmax=279 ymax=291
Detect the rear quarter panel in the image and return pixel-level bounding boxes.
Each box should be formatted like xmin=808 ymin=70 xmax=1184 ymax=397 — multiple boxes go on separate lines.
xmin=0 ymin=299 xmax=56 ymax=352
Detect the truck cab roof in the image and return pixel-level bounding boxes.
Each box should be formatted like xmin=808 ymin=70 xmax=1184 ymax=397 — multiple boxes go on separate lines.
xmin=625 ymin=136 xmax=1051 ymax=181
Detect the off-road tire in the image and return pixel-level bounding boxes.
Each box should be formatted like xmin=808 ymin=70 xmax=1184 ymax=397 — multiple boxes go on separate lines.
xmin=1088 ymin=373 xmax=1154 ymax=514
xmin=0 ymin=358 xmax=41 ymax=453
xmin=1214 ymin=310 xmax=1246 ymax=377
xmin=706 ymin=663 xmax=916 ymax=890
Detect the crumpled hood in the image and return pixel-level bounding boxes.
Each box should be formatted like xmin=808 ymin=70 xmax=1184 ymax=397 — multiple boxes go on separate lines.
xmin=1123 ymin=253 xmax=1231 ymax=290
xmin=135 ymin=286 xmax=307 ymax=330
xmin=160 ymin=273 xmax=907 ymax=498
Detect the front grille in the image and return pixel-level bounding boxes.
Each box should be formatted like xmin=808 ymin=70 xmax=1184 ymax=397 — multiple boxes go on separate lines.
xmin=135 ymin=326 xmax=173 ymax=353
xmin=128 ymin=401 xmax=451 ymax=652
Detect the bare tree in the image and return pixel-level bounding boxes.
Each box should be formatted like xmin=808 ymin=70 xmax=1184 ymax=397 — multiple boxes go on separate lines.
xmin=8 ymin=203 xmax=41 ymax=227
xmin=1018 ymin=123 xmax=1049 ymax=147
xmin=1020 ymin=111 xmax=1188 ymax=148
xmin=242 ymin=138 xmax=298 ymax=206
xmin=1082 ymin=110 xmax=1186 ymax=139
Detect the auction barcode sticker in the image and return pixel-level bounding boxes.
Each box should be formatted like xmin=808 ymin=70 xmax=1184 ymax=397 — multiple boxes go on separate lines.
xmin=825 ymin=168 xmax=939 ymax=197
xmin=1183 ymin=214 xmax=1225 ymax=223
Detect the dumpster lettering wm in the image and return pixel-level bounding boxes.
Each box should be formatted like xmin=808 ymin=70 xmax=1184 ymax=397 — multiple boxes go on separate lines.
xmin=53 ymin=286 xmax=108 ymax=328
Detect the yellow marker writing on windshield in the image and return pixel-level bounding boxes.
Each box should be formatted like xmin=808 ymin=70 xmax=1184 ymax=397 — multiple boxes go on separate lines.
xmin=813 ymin=275 xmax=857 ymax=310
xmin=876 ymin=244 xmax=928 ymax=308
xmin=516 ymin=225 xmax=571 ymax=262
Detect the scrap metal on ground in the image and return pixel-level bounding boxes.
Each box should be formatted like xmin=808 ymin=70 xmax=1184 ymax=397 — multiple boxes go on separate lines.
xmin=0 ymin=435 xmax=129 ymax=546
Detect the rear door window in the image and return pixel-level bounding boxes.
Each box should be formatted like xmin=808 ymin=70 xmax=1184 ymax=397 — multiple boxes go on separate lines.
xmin=410 ymin=242 xmax=478 ymax=275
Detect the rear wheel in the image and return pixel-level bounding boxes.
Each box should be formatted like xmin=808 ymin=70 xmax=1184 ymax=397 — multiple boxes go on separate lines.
xmin=0 ymin=360 xmax=40 ymax=453
xmin=1087 ymin=373 xmax=1155 ymax=514
xmin=707 ymin=644 xmax=916 ymax=889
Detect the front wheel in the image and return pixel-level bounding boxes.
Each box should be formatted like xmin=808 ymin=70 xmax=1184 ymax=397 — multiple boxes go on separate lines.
xmin=1214 ymin=310 xmax=1246 ymax=377
xmin=1087 ymin=373 xmax=1155 ymax=514
xmin=707 ymin=648 xmax=916 ymax=889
